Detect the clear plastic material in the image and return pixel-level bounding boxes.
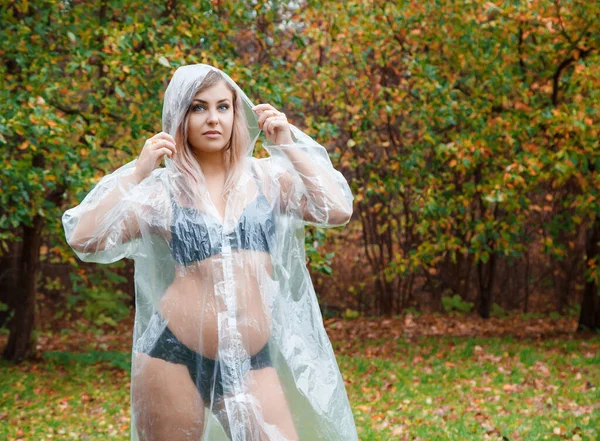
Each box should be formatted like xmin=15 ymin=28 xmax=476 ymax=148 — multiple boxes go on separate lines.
xmin=62 ymin=64 xmax=357 ymax=441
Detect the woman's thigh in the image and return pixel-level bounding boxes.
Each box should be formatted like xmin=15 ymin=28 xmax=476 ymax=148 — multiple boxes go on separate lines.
xmin=244 ymin=366 xmax=299 ymax=441
xmin=132 ymin=352 xmax=206 ymax=441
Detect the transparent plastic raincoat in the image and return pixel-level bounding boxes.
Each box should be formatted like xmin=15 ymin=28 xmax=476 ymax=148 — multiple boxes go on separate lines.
xmin=62 ymin=64 xmax=357 ymax=441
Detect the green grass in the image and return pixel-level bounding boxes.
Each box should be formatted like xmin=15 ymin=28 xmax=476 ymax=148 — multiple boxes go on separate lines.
xmin=336 ymin=335 xmax=600 ymax=440
xmin=1 ymin=336 xmax=599 ymax=440
xmin=0 ymin=351 xmax=131 ymax=440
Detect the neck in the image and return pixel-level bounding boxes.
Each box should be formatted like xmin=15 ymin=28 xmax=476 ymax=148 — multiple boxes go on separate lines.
xmin=194 ymin=149 xmax=227 ymax=179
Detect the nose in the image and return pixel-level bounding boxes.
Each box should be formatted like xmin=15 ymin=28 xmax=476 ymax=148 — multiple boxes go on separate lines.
xmin=207 ymin=108 xmax=219 ymax=125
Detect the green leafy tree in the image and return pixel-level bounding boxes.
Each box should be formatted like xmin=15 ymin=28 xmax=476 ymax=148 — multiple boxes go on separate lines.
xmin=278 ymin=0 xmax=600 ymax=323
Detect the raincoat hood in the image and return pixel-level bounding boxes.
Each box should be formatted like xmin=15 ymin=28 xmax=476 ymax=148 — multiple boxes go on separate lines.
xmin=162 ymin=64 xmax=261 ymax=158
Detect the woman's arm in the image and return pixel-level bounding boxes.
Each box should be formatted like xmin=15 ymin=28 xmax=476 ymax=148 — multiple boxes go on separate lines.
xmin=275 ymin=145 xmax=352 ymax=225
xmin=64 ymin=132 xmax=176 ymax=258
xmin=67 ymin=172 xmax=143 ymax=253
xmin=253 ymin=103 xmax=353 ymax=226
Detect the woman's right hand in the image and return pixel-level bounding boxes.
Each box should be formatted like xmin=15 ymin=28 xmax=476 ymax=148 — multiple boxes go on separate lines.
xmin=133 ymin=132 xmax=177 ymax=182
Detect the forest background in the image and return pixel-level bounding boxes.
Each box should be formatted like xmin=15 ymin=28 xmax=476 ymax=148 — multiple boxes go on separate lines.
xmin=1 ymin=0 xmax=600 ymax=364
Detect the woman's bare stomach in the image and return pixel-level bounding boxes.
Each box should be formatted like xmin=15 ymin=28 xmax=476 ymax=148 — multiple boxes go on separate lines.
xmin=157 ymin=259 xmax=274 ymax=359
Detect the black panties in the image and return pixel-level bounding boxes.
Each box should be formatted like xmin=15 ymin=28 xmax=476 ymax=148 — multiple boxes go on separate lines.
xmin=143 ymin=313 xmax=272 ymax=404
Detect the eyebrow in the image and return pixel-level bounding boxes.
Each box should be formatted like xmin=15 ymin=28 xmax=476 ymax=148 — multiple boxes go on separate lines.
xmin=192 ymin=99 xmax=231 ymax=104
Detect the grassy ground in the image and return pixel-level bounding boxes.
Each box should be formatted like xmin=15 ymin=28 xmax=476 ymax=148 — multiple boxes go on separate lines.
xmin=336 ymin=335 xmax=600 ymax=440
xmin=1 ymin=331 xmax=599 ymax=440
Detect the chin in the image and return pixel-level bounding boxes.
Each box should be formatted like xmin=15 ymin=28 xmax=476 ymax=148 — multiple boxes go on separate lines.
xmin=189 ymin=140 xmax=228 ymax=153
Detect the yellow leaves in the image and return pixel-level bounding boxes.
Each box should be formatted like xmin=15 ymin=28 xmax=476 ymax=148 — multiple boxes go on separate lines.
xmin=347 ymin=104 xmax=362 ymax=114
xmin=586 ymin=256 xmax=598 ymax=271
xmin=502 ymin=383 xmax=519 ymax=392
xmin=18 ymin=140 xmax=29 ymax=150
xmin=542 ymin=17 xmax=556 ymax=33
xmin=449 ymin=159 xmax=457 ymax=167
xmin=514 ymin=101 xmax=532 ymax=112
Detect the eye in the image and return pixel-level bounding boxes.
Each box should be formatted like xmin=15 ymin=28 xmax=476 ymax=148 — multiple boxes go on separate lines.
xmin=218 ymin=104 xmax=230 ymax=111
xmin=192 ymin=104 xmax=205 ymax=111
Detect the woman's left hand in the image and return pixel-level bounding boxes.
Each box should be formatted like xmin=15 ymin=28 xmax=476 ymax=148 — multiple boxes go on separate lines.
xmin=252 ymin=103 xmax=294 ymax=145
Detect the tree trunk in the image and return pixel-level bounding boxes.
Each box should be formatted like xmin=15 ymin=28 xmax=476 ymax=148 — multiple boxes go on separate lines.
xmin=523 ymin=250 xmax=530 ymax=313
xmin=2 ymin=216 xmax=43 ymax=363
xmin=477 ymin=252 xmax=497 ymax=319
xmin=0 ymin=240 xmax=20 ymax=329
xmin=578 ymin=216 xmax=600 ymax=331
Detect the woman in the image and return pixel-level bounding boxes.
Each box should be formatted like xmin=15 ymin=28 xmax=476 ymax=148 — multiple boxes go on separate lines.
xmin=63 ymin=64 xmax=357 ymax=441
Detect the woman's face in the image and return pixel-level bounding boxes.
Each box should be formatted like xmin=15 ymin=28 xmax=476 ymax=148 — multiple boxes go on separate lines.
xmin=187 ymin=81 xmax=234 ymax=154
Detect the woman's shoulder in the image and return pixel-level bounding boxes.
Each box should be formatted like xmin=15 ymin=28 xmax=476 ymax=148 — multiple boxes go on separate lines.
xmin=250 ymin=156 xmax=285 ymax=179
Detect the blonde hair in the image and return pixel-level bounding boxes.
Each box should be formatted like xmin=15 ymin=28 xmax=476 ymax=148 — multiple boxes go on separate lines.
xmin=172 ymin=70 xmax=251 ymax=201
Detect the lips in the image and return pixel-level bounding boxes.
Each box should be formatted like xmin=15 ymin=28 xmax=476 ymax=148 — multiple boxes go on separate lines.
xmin=203 ymin=130 xmax=221 ymax=135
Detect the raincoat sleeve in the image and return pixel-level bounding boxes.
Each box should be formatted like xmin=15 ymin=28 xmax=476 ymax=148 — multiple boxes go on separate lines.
xmin=62 ymin=160 xmax=169 ymax=264
xmin=262 ymin=125 xmax=354 ymax=227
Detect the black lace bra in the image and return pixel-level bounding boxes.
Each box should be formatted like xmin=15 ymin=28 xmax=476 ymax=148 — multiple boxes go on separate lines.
xmin=168 ymin=169 xmax=276 ymax=266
